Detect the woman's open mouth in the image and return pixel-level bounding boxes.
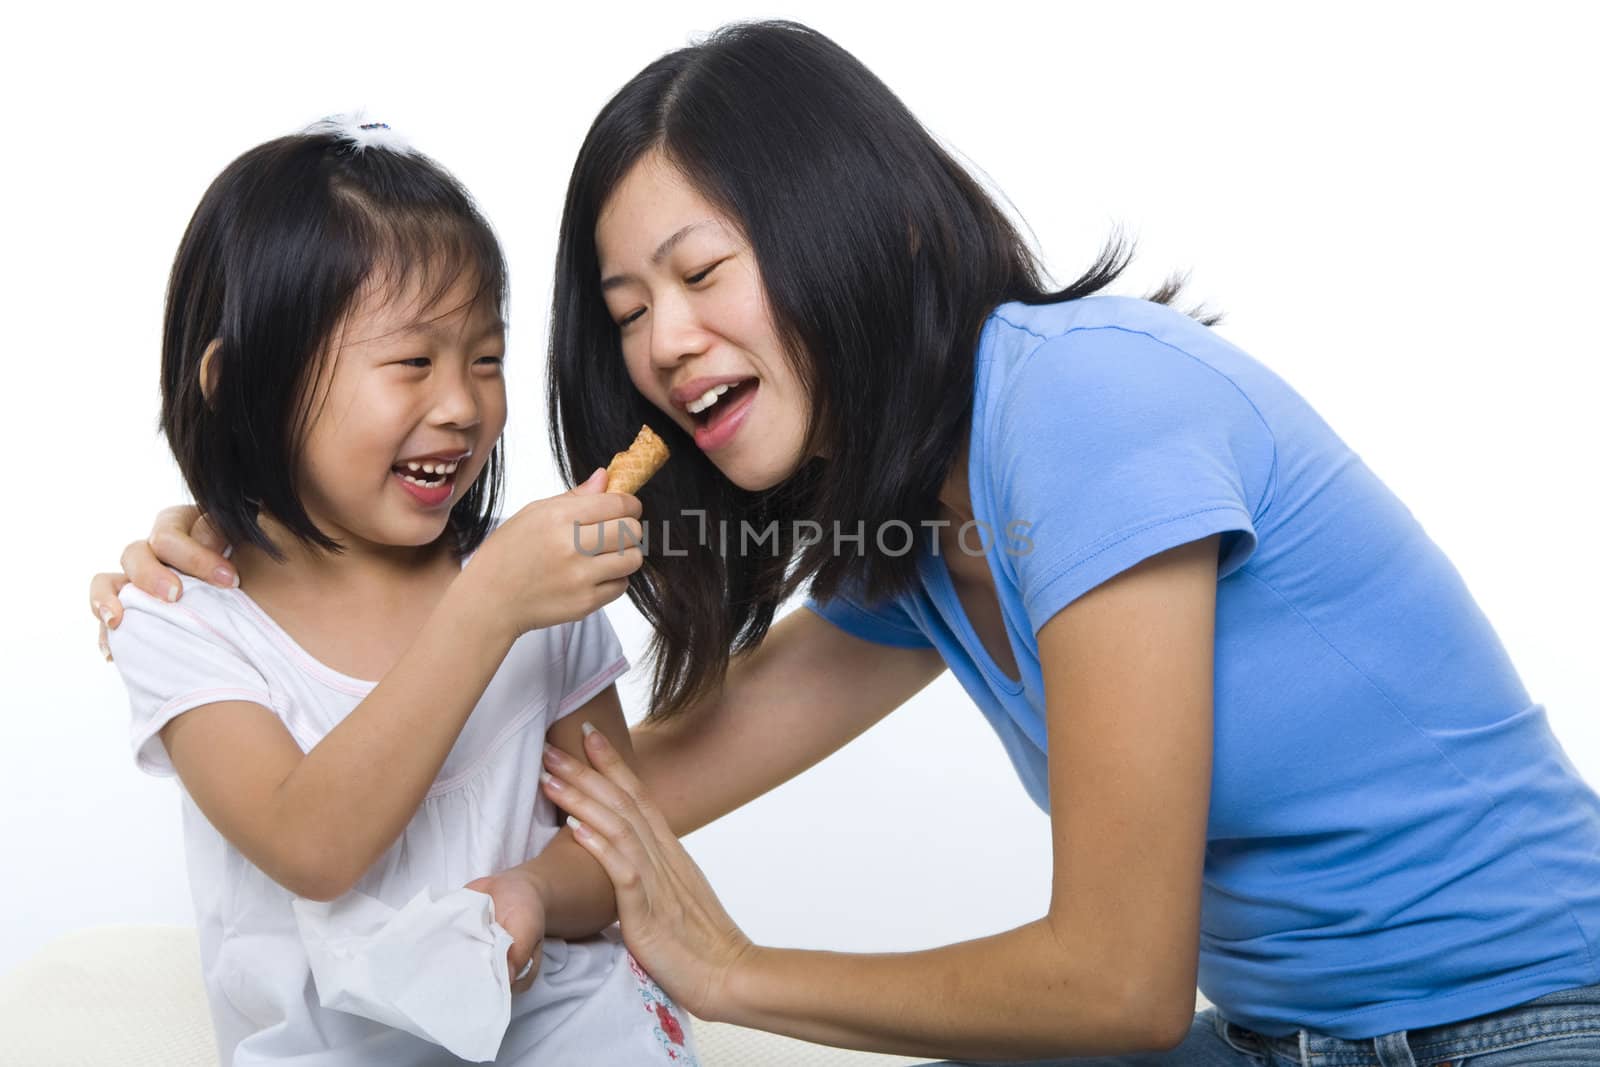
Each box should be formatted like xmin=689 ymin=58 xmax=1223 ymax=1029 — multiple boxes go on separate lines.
xmin=689 ymin=378 xmax=758 ymax=452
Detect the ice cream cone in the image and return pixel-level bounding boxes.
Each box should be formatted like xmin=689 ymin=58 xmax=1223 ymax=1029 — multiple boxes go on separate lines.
xmin=604 ymin=425 xmax=670 ymax=494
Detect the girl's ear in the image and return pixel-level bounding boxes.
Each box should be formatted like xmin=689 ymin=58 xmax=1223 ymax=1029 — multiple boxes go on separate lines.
xmin=198 ymin=339 xmax=222 ymax=408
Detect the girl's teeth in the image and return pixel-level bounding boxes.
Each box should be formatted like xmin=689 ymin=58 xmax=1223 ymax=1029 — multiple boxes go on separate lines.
xmin=395 ymin=458 xmax=460 ymax=488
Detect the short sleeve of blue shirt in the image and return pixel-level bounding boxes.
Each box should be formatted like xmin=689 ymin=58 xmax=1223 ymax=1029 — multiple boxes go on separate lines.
xmin=997 ymin=321 xmax=1268 ymax=633
xmin=803 ymin=299 xmax=1275 ymax=644
xmin=802 ymin=569 xmax=933 ymax=649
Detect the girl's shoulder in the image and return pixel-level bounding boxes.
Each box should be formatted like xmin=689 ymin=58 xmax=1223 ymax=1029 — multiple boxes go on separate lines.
xmin=114 ymin=575 xmax=271 ymax=662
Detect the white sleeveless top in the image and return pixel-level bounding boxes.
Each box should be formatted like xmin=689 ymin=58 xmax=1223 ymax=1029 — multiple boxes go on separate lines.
xmin=108 ymin=570 xmax=700 ymax=1065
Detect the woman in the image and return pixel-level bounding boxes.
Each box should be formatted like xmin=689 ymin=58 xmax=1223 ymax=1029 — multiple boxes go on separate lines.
xmin=91 ymin=20 xmax=1600 ymax=1066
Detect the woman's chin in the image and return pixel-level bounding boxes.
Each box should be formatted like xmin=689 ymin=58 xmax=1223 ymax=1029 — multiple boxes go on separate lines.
xmin=717 ymin=456 xmax=805 ymax=494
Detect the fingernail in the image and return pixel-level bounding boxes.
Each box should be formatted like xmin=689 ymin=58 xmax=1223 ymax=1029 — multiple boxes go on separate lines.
xmin=97 ymin=605 xmax=113 ymax=626
xmin=539 ymin=770 xmax=562 ymax=791
xmin=165 ymin=584 xmax=179 ymax=603
xmin=543 ymin=743 xmax=569 ymax=767
xmin=213 ymin=567 xmax=236 ymax=587
xmin=580 ymin=721 xmax=599 ymax=744
xmin=99 ymin=636 xmax=111 ymax=661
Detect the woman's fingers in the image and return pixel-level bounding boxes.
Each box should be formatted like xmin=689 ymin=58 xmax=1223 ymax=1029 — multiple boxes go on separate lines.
xmin=565 ymin=815 xmax=643 ymax=900
xmin=140 ymin=505 xmax=238 ymax=592
xmin=90 ymin=572 xmax=130 ymax=661
xmin=189 ymin=510 xmax=230 ymax=556
xmin=540 ymin=745 xmax=661 ymax=898
xmin=543 ymin=726 xmax=755 ymax=1020
xmin=89 ymin=572 xmax=128 ymax=626
xmin=120 ymin=538 xmax=183 ymax=603
xmin=540 ymin=751 xmax=638 ymax=847
xmin=575 ymin=725 xmax=677 ymax=842
xmin=541 ymin=731 xmax=647 ymax=818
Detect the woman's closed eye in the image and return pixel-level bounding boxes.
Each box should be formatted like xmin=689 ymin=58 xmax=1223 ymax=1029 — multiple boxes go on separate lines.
xmin=614 ymin=260 xmax=727 ymax=328
xmin=685 ymin=259 xmax=725 ymax=285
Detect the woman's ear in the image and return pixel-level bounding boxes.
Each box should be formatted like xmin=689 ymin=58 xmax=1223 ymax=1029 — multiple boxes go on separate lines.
xmin=198 ymin=339 xmax=222 ymax=408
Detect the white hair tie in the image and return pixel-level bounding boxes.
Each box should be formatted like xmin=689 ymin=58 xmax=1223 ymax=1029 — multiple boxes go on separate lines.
xmin=306 ymin=112 xmax=416 ymax=156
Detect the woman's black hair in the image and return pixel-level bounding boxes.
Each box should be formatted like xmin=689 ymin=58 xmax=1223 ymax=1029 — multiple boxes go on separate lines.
xmin=162 ymin=119 xmax=507 ymax=562
xmin=549 ymin=20 xmax=1217 ymax=722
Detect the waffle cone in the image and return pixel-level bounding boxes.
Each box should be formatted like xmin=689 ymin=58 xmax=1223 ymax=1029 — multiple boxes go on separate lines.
xmin=604 ymin=425 xmax=670 ymax=494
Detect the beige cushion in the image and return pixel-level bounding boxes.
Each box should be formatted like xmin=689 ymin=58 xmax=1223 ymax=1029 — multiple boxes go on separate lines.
xmin=0 ymin=926 xmax=219 ymax=1067
xmin=0 ymin=926 xmax=934 ymax=1065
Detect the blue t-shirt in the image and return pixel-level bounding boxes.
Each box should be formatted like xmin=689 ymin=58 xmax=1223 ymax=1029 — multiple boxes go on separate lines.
xmin=803 ymin=295 xmax=1600 ymax=1038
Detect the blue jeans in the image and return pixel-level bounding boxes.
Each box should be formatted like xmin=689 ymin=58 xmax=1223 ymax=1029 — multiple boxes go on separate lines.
xmin=928 ymin=981 xmax=1600 ymax=1065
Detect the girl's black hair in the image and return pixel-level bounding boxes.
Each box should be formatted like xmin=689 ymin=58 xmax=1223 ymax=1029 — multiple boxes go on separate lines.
xmin=549 ymin=20 xmax=1217 ymax=722
xmin=162 ymin=120 xmax=507 ymax=563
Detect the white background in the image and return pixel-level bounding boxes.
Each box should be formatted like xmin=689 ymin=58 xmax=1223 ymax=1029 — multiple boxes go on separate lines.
xmin=2 ymin=1 xmax=1595 ymax=977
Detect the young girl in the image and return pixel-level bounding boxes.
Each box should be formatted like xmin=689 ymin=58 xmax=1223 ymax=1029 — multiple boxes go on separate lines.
xmin=104 ymin=117 xmax=699 ymax=1066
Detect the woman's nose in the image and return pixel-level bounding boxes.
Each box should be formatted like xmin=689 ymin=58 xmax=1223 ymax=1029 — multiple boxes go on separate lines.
xmin=649 ymin=290 xmax=710 ymax=369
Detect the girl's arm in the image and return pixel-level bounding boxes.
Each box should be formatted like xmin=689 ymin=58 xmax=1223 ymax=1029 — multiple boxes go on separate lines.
xmin=157 ymin=573 xmax=516 ymax=901
xmin=90 ymin=506 xmax=945 ymax=918
xmin=142 ymin=486 xmax=642 ymax=902
xmin=512 ymin=686 xmax=632 ymax=939
xmin=546 ymin=535 xmax=1220 ymax=1061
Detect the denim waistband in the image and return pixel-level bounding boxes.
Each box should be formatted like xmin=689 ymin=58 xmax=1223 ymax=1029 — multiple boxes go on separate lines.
xmin=1214 ymin=981 xmax=1600 ymax=1066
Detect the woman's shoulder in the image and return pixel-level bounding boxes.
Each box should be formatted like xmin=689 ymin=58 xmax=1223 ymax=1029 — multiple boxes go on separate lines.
xmin=983 ymin=294 xmax=1219 ymax=369
xmin=979 ymin=295 xmax=1257 ymax=411
xmin=971 ymin=294 xmax=1281 ymax=516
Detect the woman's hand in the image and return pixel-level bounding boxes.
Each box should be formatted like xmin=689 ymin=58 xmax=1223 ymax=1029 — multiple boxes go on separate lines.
xmin=89 ymin=505 xmax=238 ymax=661
xmin=464 ymin=869 xmax=548 ymax=995
xmin=539 ymin=723 xmax=758 ymax=1021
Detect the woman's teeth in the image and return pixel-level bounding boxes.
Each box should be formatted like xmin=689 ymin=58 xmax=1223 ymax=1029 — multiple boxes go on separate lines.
xmin=686 ymin=383 xmax=735 ymax=415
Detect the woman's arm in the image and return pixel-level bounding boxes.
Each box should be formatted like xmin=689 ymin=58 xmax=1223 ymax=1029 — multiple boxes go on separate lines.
xmin=546 ymin=535 xmax=1220 ymax=1060
xmin=509 ymin=606 xmax=946 ymax=936
xmin=628 ymin=605 xmax=948 ymax=837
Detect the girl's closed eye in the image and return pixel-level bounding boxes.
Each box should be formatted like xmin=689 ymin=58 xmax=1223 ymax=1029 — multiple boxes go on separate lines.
xmin=394 ymin=354 xmax=503 ymax=370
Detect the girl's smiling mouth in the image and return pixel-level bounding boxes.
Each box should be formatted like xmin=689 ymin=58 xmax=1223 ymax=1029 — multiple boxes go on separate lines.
xmin=390 ymin=451 xmax=469 ymax=508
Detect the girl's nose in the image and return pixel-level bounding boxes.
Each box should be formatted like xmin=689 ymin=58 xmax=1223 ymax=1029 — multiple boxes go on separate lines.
xmin=431 ymin=368 xmax=482 ymax=429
